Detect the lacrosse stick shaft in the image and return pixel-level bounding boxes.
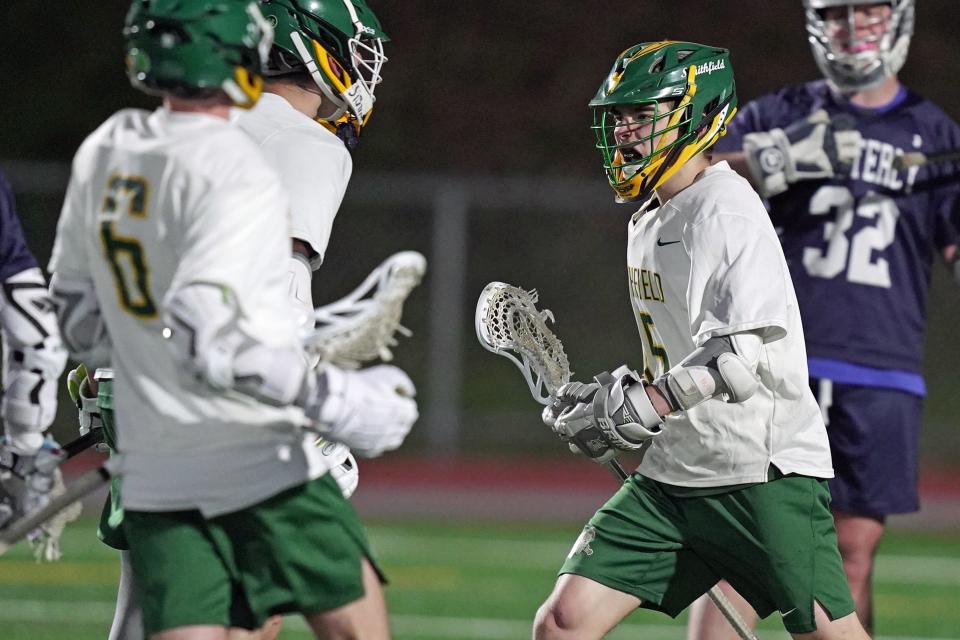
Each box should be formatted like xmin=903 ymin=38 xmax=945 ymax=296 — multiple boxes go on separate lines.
xmin=0 ymin=461 xmax=115 ymax=555
xmin=895 ymin=149 xmax=960 ymax=169
xmin=0 ymin=430 xmax=104 ymax=479
xmin=63 ymin=429 xmax=106 ymax=460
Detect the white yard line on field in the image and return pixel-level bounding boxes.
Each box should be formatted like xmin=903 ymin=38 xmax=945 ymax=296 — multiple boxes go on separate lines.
xmin=369 ymin=530 xmax=960 ymax=586
xmin=0 ymin=599 xmax=955 ymax=640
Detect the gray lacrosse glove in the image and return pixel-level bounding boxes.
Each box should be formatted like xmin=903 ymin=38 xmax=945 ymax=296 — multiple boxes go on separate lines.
xmin=541 ymin=381 xmax=601 ymax=429
xmin=743 ymin=109 xmax=862 ymax=198
xmin=550 ymin=369 xmax=664 ymax=464
xmin=542 ymin=381 xmax=604 ymax=458
xmin=0 ymin=438 xmax=67 ymax=547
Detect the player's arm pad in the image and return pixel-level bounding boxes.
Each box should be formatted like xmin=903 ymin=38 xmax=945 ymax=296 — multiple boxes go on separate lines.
xmin=2 ymin=269 xmax=68 ymax=453
xmin=48 ymin=273 xmax=111 ymax=369
xmin=161 ymin=281 xmax=308 ymax=407
xmin=653 ymin=331 xmax=763 ymax=412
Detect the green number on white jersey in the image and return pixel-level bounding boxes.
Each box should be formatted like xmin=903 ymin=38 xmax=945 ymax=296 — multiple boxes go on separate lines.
xmin=99 ymin=175 xmax=157 ymax=318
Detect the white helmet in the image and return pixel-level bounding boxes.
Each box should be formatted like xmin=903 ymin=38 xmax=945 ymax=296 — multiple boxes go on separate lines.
xmin=803 ymin=0 xmax=914 ymax=92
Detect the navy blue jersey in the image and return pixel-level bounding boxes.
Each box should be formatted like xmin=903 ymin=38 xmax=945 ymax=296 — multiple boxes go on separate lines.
xmin=0 ymin=170 xmax=39 ymax=282
xmin=715 ymin=81 xmax=960 ymax=388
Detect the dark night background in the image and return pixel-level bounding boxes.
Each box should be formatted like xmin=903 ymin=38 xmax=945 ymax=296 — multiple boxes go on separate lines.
xmin=0 ymin=1 xmax=958 ymax=464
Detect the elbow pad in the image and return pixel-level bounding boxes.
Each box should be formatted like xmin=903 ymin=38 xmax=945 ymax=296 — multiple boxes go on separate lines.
xmin=288 ymin=253 xmax=320 ymax=369
xmin=654 ymin=332 xmax=762 ymax=412
xmin=162 ymin=282 xmax=308 ymax=407
xmin=2 ymin=268 xmax=68 ymax=451
xmin=48 ymin=273 xmax=112 ymax=369
xmin=287 ymin=253 xmax=314 ymax=330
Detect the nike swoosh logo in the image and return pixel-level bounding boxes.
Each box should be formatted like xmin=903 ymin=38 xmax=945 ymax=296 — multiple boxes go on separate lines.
xmin=780 ymin=607 xmax=798 ymax=617
xmin=656 ymin=238 xmax=681 ymax=247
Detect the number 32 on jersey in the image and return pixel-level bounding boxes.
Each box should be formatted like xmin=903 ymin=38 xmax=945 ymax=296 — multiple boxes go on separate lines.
xmin=99 ymin=175 xmax=158 ymax=318
xmin=802 ymin=185 xmax=899 ymax=288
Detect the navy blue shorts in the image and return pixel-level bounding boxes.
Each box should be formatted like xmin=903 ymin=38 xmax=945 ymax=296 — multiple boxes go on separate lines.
xmin=810 ymin=378 xmax=922 ymax=519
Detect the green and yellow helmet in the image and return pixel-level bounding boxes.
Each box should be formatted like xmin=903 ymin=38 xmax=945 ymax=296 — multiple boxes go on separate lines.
xmin=124 ymin=0 xmax=274 ymax=108
xmin=590 ymin=41 xmax=738 ymax=203
xmin=259 ymin=0 xmax=388 ymax=147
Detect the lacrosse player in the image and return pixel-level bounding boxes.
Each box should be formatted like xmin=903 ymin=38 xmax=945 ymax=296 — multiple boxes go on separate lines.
xmin=0 ymin=170 xmax=68 ymax=560
xmin=690 ymin=2 xmax=960 ymax=636
xmin=533 ymin=41 xmax=869 ymax=640
xmin=48 ymin=2 xmax=415 ymax=639
xmin=236 ymin=0 xmax=393 ymax=502
xmin=79 ymin=2 xmax=393 ymax=638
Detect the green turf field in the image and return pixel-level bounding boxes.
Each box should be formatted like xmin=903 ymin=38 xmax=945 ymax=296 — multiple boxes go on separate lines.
xmin=1 ymin=517 xmax=957 ymax=640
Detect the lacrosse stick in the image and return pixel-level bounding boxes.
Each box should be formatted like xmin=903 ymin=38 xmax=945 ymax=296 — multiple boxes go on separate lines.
xmin=0 ymin=252 xmax=428 ymax=556
xmin=62 ymin=429 xmax=106 ymax=459
xmin=894 ymin=148 xmax=960 ymax=170
xmin=475 ymin=281 xmax=760 ymax=640
xmin=304 ymin=251 xmax=427 ymax=369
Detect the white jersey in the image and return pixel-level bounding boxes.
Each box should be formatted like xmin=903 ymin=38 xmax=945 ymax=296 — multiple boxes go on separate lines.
xmin=49 ymin=107 xmax=331 ymax=516
xmin=233 ymin=92 xmax=352 ymax=268
xmin=627 ymin=162 xmax=833 ymax=487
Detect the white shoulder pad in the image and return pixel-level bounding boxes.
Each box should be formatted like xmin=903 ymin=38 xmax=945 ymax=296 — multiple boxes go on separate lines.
xmin=48 ymin=273 xmax=111 ymax=369
xmin=2 ymin=268 xmax=61 ymax=349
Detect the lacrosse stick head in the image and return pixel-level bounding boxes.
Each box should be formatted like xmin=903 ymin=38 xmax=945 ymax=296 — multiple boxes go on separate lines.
xmin=305 ymin=251 xmax=426 ymax=369
xmin=475 ymin=282 xmax=571 ymax=405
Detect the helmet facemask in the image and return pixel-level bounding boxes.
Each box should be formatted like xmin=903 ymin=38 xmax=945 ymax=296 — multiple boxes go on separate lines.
xmin=805 ymin=0 xmax=914 ymax=93
xmin=283 ymin=1 xmax=387 ymax=147
xmin=592 ymin=66 xmax=735 ymax=204
xmin=593 ymin=97 xmax=694 ymax=203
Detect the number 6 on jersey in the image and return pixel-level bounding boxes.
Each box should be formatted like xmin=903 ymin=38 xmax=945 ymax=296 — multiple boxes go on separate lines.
xmin=99 ymin=175 xmax=157 ymax=318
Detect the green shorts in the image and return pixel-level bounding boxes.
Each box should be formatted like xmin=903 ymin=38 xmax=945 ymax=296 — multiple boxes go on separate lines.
xmin=559 ymin=472 xmax=855 ymax=634
xmin=124 ymin=475 xmax=381 ymax=635
xmin=95 ymin=378 xmax=129 ymax=550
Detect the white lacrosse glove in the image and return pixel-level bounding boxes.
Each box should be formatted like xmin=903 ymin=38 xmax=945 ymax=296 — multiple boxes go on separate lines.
xmin=30 ymin=469 xmax=82 ymax=562
xmin=549 ymin=369 xmax=664 ymax=464
xmin=743 ymin=109 xmax=862 ymax=198
xmin=302 ymin=364 xmax=418 ymax=458
xmin=317 ymin=440 xmax=359 ymax=498
xmin=0 ymin=437 xmax=74 ymax=558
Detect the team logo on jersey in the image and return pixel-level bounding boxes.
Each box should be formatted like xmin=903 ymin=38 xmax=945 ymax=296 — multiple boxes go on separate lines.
xmin=320 ymin=440 xmax=339 ymax=456
xmin=759 ymin=147 xmax=786 ymax=174
xmin=695 ymin=59 xmax=726 ymax=76
xmin=568 ymin=524 xmax=596 ymax=558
